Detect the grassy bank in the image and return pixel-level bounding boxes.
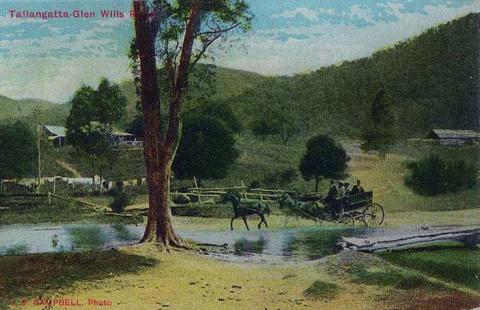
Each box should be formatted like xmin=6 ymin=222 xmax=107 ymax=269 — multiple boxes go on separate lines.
xmin=0 ymin=200 xmax=141 ymax=225
xmin=1 ymin=245 xmax=478 ymax=310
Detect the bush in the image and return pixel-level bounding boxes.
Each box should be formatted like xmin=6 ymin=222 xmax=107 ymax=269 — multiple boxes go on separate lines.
xmin=405 ymin=155 xmax=477 ymax=195
xmin=109 ymin=189 xmax=131 ymax=213
xmin=303 ymin=280 xmax=339 ymax=299
xmin=263 ymin=167 xmax=298 ymax=186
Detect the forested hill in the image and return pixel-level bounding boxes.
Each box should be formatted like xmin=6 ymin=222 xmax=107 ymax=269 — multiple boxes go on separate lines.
xmin=5 ymin=13 xmax=478 ymax=139
xmin=232 ymin=13 xmax=479 ymax=138
xmin=0 ymin=95 xmax=58 ymax=123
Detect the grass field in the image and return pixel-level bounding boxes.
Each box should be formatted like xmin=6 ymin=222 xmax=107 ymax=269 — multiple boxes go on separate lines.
xmin=41 ymin=135 xmax=478 ymax=215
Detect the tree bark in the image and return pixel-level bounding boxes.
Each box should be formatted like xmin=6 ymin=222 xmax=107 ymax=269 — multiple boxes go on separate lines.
xmin=133 ymin=1 xmax=200 ymax=246
xmin=133 ymin=1 xmax=181 ymax=245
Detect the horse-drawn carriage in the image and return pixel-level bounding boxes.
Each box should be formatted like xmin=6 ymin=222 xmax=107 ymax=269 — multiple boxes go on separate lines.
xmin=279 ymin=191 xmax=385 ymax=227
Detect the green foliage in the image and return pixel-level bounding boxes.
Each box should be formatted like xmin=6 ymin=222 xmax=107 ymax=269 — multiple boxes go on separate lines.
xmin=361 ymin=87 xmax=397 ymax=157
xmin=0 ymin=95 xmax=56 ymax=123
xmin=173 ymin=115 xmax=239 ymax=180
xmin=109 ymin=188 xmax=131 ymax=214
xmin=66 ymin=79 xmax=127 ymax=155
xmin=233 ymin=236 xmax=266 ymax=255
xmin=232 ymin=14 xmax=479 ymax=137
xmin=0 ymin=121 xmax=37 ymax=179
xmin=244 ymin=78 xmax=302 ymax=144
xmin=5 ymin=243 xmax=29 ymax=256
xmin=405 ymin=155 xmax=477 ymax=195
xmin=299 ymin=135 xmax=350 ymax=191
xmin=65 ymin=79 xmax=126 ymax=180
xmin=263 ymin=167 xmax=298 ymax=186
xmin=185 ymin=100 xmax=242 ymax=133
xmin=303 ymin=280 xmax=339 ymax=299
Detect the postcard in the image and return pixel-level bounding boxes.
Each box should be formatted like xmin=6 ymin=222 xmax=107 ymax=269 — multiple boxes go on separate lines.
xmin=0 ymin=1 xmax=479 ymax=309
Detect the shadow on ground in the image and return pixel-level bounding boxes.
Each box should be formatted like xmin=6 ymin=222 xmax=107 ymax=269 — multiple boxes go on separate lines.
xmin=0 ymin=250 xmax=157 ymax=307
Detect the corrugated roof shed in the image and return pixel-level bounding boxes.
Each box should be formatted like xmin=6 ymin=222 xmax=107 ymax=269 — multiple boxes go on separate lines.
xmin=43 ymin=125 xmax=67 ymax=137
xmin=429 ymin=129 xmax=479 ymax=139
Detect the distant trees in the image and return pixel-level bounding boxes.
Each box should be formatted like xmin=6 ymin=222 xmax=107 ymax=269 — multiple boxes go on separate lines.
xmin=0 ymin=121 xmax=37 ymax=179
xmin=299 ymin=135 xmax=350 ymax=192
xmin=172 ymin=115 xmax=239 ymax=183
xmin=361 ymin=87 xmax=397 ymax=159
xmin=246 ymin=78 xmax=301 ymax=144
xmin=405 ymin=155 xmax=477 ymax=195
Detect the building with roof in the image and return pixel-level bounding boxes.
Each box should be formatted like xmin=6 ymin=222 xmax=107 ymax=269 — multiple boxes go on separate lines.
xmin=426 ymin=129 xmax=480 ymax=146
xmin=43 ymin=125 xmax=67 ymax=147
xmin=42 ymin=125 xmax=142 ymax=147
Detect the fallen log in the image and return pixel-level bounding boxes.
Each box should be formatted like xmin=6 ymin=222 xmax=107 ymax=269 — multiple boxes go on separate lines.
xmin=341 ymin=226 xmax=480 ymax=252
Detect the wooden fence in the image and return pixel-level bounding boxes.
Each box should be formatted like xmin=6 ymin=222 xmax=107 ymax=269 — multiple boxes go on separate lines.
xmin=170 ymin=178 xmax=286 ymax=205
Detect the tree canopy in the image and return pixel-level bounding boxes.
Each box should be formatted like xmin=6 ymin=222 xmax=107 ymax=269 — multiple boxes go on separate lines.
xmin=299 ymin=135 xmax=350 ymax=192
xmin=0 ymin=121 xmax=37 ymax=179
xmin=172 ymin=114 xmax=239 ymax=181
xmin=66 ymin=78 xmax=127 ymax=155
xmin=360 ymin=87 xmax=397 ymax=158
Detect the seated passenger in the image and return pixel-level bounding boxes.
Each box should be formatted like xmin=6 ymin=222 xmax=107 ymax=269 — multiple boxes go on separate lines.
xmin=324 ymin=180 xmax=337 ymax=203
xmin=337 ymin=182 xmax=346 ymax=199
xmin=344 ymin=182 xmax=351 ymax=195
xmin=350 ymin=179 xmax=365 ymax=195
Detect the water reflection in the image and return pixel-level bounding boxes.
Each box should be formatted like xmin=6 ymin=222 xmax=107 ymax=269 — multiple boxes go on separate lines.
xmin=0 ymin=224 xmax=365 ymax=261
xmin=234 ymin=236 xmax=267 ymax=255
xmin=68 ymin=225 xmax=106 ymax=251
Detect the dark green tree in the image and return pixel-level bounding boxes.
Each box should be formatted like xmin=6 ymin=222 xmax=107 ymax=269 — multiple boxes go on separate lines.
xmin=66 ymin=78 xmax=127 ymax=150
xmin=0 ymin=121 xmax=37 ymax=179
xmin=361 ymin=87 xmax=397 ymax=159
xmin=66 ymin=79 xmax=127 ymax=182
xmin=172 ymin=114 xmax=239 ymax=182
xmin=299 ymin=135 xmax=350 ymax=192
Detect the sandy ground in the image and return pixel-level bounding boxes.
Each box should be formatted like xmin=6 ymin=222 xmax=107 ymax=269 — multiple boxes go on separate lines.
xmin=16 ymin=246 xmax=381 ymax=310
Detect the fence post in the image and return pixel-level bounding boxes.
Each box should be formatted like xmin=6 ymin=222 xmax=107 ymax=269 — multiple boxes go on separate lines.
xmin=194 ymin=177 xmax=202 ymax=205
xmin=241 ymin=180 xmax=247 ymax=200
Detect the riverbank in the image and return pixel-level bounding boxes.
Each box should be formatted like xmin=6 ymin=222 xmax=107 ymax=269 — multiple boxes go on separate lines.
xmin=2 ymin=244 xmax=479 ymax=310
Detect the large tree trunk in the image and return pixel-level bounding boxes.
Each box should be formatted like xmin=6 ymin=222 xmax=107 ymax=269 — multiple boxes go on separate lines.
xmin=133 ymin=0 xmax=199 ymax=246
xmin=133 ymin=1 xmax=180 ymax=245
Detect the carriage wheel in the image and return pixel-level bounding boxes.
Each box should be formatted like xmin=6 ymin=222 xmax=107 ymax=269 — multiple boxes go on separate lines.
xmin=362 ymin=203 xmax=384 ymax=226
xmin=339 ymin=213 xmax=355 ymax=226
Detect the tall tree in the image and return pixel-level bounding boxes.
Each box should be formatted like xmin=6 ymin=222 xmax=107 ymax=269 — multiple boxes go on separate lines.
xmin=360 ymin=87 xmax=397 ymax=159
xmin=172 ymin=114 xmax=239 ymax=182
xmin=299 ymin=135 xmax=350 ymax=192
xmin=0 ymin=121 xmax=37 ymax=179
xmin=131 ymin=0 xmax=252 ymax=245
xmin=66 ymin=79 xmax=127 ymax=181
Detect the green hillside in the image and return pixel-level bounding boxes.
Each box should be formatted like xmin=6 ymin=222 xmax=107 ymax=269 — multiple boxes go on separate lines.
xmin=232 ymin=13 xmax=479 ymax=138
xmin=0 ymin=95 xmax=58 ymax=123
xmin=4 ymin=13 xmax=478 ymax=138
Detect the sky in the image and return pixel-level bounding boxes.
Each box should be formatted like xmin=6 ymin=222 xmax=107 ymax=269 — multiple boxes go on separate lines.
xmin=0 ymin=0 xmax=479 ymax=103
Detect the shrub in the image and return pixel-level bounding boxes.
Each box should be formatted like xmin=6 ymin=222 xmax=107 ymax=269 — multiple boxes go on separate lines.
xmin=303 ymin=280 xmax=339 ymax=299
xmin=263 ymin=167 xmax=298 ymax=186
xmin=405 ymin=155 xmax=477 ymax=195
xmin=109 ymin=189 xmax=131 ymax=213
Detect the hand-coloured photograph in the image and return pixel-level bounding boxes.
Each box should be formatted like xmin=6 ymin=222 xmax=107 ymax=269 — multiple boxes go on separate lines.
xmin=0 ymin=1 xmax=479 ymax=309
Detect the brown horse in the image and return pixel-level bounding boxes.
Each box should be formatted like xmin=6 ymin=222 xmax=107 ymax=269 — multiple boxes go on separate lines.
xmin=224 ymin=192 xmax=270 ymax=231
